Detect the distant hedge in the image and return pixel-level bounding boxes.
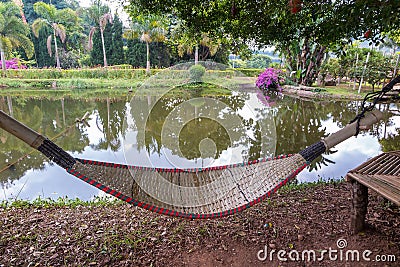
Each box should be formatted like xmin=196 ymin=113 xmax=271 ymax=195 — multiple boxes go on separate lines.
xmin=0 ymin=67 xmax=263 ymax=80
xmin=1 ymin=68 xmax=162 ymax=79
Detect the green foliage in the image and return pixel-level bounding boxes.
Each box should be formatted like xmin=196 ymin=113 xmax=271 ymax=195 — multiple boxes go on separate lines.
xmin=189 ymin=64 xmax=206 ymax=82
xmin=126 ymin=39 xmax=171 ymax=68
xmin=339 ymin=45 xmax=393 ymax=90
xmin=1 ymin=196 xmax=122 ymax=209
xmin=126 ymin=0 xmax=400 ymax=85
xmin=23 ymin=0 xmax=79 ymax=24
xmin=90 ymin=30 xmax=103 ymax=66
xmin=319 ymin=58 xmax=341 ymax=84
xmin=110 ymin=14 xmax=124 ymax=65
xmin=124 ymin=14 xmax=167 ymax=72
xmin=0 ymin=2 xmax=34 ymax=70
xmin=246 ymin=54 xmax=272 ymax=69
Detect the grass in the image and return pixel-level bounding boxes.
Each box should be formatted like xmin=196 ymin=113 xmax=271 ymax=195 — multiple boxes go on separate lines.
xmin=279 ymin=178 xmax=344 ymax=193
xmin=0 ymin=179 xmax=344 ymax=209
xmin=0 ymin=195 xmax=123 ymax=209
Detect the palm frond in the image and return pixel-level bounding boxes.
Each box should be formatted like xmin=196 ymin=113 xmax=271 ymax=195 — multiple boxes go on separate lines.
xmin=47 ymin=35 xmax=52 ymax=56
xmin=32 ymin=18 xmax=48 ymax=38
xmin=33 ymin=2 xmax=56 ymax=22
xmin=87 ymin=27 xmax=97 ymax=50
xmin=53 ymin=23 xmax=66 ymax=43
xmin=0 ymin=37 xmax=13 ymax=54
xmin=99 ymin=13 xmax=112 ymax=31
xmin=7 ymin=34 xmax=34 ymax=58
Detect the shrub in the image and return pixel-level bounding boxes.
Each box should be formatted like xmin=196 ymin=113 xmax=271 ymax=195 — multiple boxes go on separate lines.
xmin=189 ymin=64 xmax=206 ymax=83
xmin=256 ymin=67 xmax=285 ymax=92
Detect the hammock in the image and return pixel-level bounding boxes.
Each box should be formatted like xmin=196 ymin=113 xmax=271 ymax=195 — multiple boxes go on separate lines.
xmin=0 ymin=108 xmax=383 ymax=218
xmin=1 ymin=72 xmax=398 ymax=218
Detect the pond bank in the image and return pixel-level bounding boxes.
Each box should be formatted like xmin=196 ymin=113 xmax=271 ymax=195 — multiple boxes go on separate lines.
xmin=1 ymin=181 xmax=398 ymax=266
xmin=282 ymin=85 xmax=365 ymax=100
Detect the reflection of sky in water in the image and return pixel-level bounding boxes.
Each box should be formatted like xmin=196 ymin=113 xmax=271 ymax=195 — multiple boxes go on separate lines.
xmin=297 ymin=115 xmax=400 ymax=183
xmin=1 ymin=98 xmax=399 ymax=201
xmin=1 ymin=113 xmax=126 ymax=201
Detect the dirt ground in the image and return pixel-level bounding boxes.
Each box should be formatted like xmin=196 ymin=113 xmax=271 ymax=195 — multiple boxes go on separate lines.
xmin=0 ymin=182 xmax=399 ymax=267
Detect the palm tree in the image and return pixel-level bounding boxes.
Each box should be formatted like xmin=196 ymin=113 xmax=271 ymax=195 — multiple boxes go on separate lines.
xmin=171 ymin=21 xmax=220 ymax=65
xmin=0 ymin=2 xmax=33 ymax=71
xmin=86 ymin=1 xmax=112 ymax=67
xmin=32 ymin=2 xmax=74 ymax=69
xmin=88 ymin=13 xmax=112 ymax=67
xmin=125 ymin=15 xmax=166 ymax=73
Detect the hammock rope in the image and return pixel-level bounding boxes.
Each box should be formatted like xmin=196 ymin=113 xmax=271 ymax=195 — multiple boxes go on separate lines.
xmin=351 ymin=75 xmax=400 ymax=135
xmin=0 ymin=75 xmax=398 ymax=218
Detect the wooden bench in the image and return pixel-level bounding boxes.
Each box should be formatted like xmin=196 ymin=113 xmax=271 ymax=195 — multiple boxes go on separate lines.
xmin=346 ymin=151 xmax=400 ymax=234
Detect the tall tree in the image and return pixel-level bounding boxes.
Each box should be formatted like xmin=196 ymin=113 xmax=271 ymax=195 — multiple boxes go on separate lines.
xmin=87 ymin=1 xmax=112 ymax=67
xmin=110 ymin=14 xmax=124 ymax=65
xmin=0 ymin=2 xmax=33 ymax=71
xmin=32 ymin=1 xmax=77 ymax=69
xmin=124 ymin=14 xmax=166 ymax=73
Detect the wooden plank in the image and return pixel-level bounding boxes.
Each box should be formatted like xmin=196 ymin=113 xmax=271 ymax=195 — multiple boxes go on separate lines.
xmin=355 ymin=152 xmax=400 ymax=175
xmin=376 ymin=157 xmax=400 ymax=175
xmin=374 ymin=175 xmax=400 ymax=189
xmin=347 ymin=173 xmax=400 ymax=206
xmin=355 ymin=154 xmax=386 ymax=173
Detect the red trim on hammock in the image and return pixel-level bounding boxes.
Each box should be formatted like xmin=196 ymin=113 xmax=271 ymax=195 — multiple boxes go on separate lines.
xmin=66 ymin=159 xmax=308 ymax=219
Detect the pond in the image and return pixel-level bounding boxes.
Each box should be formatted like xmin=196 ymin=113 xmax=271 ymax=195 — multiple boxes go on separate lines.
xmin=0 ymin=92 xmax=399 ymax=201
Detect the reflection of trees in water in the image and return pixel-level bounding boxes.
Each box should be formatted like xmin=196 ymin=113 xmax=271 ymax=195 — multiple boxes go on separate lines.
xmin=91 ymin=98 xmax=127 ymax=152
xmin=1 ymin=94 xmax=399 ymax=186
xmin=178 ymin=118 xmax=230 ymax=159
xmin=132 ymin=91 xmax=251 ymax=159
xmin=271 ymin=96 xmax=387 ymax=172
xmin=0 ymin=97 xmax=96 ymax=186
xmin=378 ymin=103 xmax=400 ymax=152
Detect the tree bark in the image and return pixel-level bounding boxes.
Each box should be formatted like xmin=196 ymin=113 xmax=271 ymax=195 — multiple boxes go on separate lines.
xmin=100 ymin=28 xmax=108 ymax=67
xmin=146 ymin=41 xmax=150 ymax=73
xmin=53 ymin=29 xmax=61 ymax=69
xmin=1 ymin=49 xmax=6 ymax=71
xmin=194 ymin=46 xmax=199 ymax=65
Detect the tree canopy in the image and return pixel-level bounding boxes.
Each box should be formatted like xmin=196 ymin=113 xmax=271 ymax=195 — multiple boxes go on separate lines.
xmin=126 ymin=0 xmax=400 ymax=48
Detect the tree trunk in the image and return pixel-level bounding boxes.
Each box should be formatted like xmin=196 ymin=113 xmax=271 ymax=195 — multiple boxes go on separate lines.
xmin=0 ymin=49 xmax=6 ymax=71
xmin=146 ymin=41 xmax=150 ymax=73
xmin=53 ymin=29 xmax=61 ymax=69
xmin=195 ymin=45 xmax=199 ymax=65
xmin=100 ymin=28 xmax=108 ymax=67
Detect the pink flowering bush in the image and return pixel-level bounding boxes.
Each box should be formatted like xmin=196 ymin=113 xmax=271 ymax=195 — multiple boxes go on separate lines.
xmin=255 ymin=67 xmax=284 ymax=93
xmin=5 ymin=58 xmax=27 ymax=69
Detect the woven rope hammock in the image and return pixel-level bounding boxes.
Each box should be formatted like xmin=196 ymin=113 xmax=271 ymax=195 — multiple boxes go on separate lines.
xmin=0 ymin=108 xmax=382 ymax=218
xmin=1 ymin=75 xmax=399 ymax=218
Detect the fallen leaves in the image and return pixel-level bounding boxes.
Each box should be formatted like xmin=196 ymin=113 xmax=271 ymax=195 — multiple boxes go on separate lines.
xmin=0 ymin=182 xmax=399 ymax=266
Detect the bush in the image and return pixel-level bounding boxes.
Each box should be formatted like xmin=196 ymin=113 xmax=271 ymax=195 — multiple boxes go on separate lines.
xmin=189 ymin=64 xmax=206 ymax=82
xmin=256 ymin=68 xmax=285 ymax=92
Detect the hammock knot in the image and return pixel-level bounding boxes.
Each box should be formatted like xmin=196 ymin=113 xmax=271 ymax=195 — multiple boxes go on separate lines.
xmin=350 ymin=74 xmax=400 ymax=137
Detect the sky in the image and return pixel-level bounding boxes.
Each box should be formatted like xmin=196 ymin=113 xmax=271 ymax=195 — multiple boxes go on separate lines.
xmin=78 ymin=0 xmax=130 ymax=24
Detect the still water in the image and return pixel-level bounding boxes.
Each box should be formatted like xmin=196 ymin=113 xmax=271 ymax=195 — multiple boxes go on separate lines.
xmin=0 ymin=93 xmax=399 ymax=201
